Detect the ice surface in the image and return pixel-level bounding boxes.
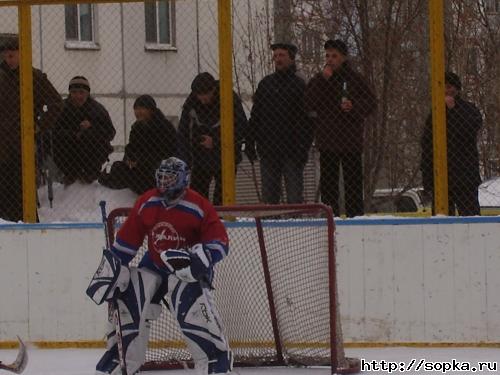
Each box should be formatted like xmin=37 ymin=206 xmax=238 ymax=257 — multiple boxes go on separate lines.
xmin=0 ymin=347 xmax=498 ymax=374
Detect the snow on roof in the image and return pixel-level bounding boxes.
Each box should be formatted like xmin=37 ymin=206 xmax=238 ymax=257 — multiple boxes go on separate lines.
xmin=479 ymin=177 xmax=500 ymax=207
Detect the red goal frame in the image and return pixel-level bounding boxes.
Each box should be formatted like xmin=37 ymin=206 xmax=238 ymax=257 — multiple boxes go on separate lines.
xmin=106 ymin=204 xmax=359 ymax=374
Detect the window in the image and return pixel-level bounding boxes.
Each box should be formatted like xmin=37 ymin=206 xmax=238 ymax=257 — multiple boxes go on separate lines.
xmin=65 ymin=4 xmax=98 ymax=48
xmin=485 ymin=0 xmax=500 ymax=13
xmin=145 ymin=0 xmax=176 ymax=50
xmin=301 ymin=30 xmax=321 ymax=61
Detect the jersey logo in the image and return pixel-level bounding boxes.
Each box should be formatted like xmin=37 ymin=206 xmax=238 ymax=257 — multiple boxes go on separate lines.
xmin=151 ymin=222 xmax=186 ymax=253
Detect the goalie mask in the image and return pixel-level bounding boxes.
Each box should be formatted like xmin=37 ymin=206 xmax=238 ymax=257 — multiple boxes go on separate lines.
xmin=156 ymin=157 xmax=190 ymax=204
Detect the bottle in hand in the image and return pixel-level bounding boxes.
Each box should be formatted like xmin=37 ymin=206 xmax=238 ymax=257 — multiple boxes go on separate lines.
xmin=341 ymin=81 xmax=349 ymax=103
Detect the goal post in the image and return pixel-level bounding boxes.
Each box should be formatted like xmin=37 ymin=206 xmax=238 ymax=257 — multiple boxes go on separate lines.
xmin=106 ymin=204 xmax=360 ymax=374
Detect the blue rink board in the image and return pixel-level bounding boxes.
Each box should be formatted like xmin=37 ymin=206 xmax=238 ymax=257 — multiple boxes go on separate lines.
xmin=0 ymin=216 xmax=499 ymax=231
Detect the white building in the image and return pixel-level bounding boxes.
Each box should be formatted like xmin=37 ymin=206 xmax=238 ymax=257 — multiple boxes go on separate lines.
xmin=1 ymin=0 xmax=294 ymax=206
xmin=0 ymin=0 xmax=272 ymax=148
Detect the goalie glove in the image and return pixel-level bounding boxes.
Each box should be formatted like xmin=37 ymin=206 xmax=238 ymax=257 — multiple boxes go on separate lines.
xmin=86 ymin=249 xmax=130 ymax=305
xmin=160 ymin=244 xmax=212 ymax=283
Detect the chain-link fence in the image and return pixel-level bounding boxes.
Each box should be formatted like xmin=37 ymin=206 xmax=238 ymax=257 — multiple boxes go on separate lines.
xmin=0 ymin=0 xmax=498 ymax=222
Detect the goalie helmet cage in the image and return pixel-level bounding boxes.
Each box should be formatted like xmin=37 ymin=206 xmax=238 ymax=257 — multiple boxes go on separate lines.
xmin=106 ymin=204 xmax=360 ymax=374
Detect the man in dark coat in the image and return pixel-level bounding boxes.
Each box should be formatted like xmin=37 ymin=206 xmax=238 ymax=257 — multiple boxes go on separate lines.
xmin=246 ymin=43 xmax=313 ymax=204
xmin=53 ymin=76 xmax=116 ymax=184
xmin=421 ymin=72 xmax=482 ymax=216
xmin=0 ymin=37 xmax=63 ymax=221
xmin=177 ymin=72 xmax=247 ymax=205
xmin=99 ymin=95 xmax=177 ymax=194
xmin=306 ymin=40 xmax=376 ymax=217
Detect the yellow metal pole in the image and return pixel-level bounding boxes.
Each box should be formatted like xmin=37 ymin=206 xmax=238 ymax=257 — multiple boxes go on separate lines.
xmin=428 ymin=0 xmax=448 ymax=215
xmin=18 ymin=4 xmax=37 ymax=222
xmin=218 ymin=0 xmax=236 ymax=205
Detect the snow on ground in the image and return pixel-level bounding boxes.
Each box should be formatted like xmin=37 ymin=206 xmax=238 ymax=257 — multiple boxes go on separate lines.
xmin=29 ymin=176 xmax=500 ymax=223
xmin=0 ymin=347 xmax=498 ymax=374
xmin=37 ymin=181 xmax=138 ymax=222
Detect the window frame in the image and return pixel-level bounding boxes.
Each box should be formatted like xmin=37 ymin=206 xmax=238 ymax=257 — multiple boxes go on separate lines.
xmin=484 ymin=0 xmax=500 ymax=14
xmin=64 ymin=3 xmax=100 ymax=50
xmin=144 ymin=0 xmax=177 ymax=51
xmin=301 ymin=29 xmax=321 ymax=62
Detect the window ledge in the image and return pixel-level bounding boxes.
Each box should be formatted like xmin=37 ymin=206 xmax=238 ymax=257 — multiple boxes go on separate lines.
xmin=145 ymin=43 xmax=177 ymax=52
xmin=65 ymin=41 xmax=100 ymax=51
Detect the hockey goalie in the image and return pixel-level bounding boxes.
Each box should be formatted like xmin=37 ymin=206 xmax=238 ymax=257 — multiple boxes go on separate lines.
xmin=87 ymin=157 xmax=232 ymax=374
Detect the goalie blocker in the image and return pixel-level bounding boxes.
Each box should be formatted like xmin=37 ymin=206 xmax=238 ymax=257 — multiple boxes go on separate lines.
xmin=86 ymin=157 xmax=232 ymax=375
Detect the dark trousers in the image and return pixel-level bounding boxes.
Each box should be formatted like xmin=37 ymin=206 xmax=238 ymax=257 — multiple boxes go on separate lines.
xmin=0 ymin=159 xmax=23 ymax=222
xmin=432 ymin=183 xmax=480 ymax=216
xmin=191 ymin=162 xmax=223 ymax=206
xmin=99 ymin=161 xmax=154 ymax=195
xmin=320 ymin=151 xmax=364 ymax=217
xmin=54 ymin=137 xmax=110 ymax=182
xmin=260 ymin=156 xmax=304 ymax=204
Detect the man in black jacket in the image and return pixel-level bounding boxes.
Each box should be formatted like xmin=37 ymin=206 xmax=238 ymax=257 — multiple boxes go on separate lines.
xmin=421 ymin=72 xmax=483 ymax=216
xmin=99 ymin=95 xmax=177 ymax=194
xmin=0 ymin=36 xmax=63 ymax=221
xmin=306 ymin=40 xmax=376 ymax=217
xmin=246 ymin=43 xmax=313 ymax=204
xmin=177 ymin=72 xmax=247 ymax=205
xmin=53 ymin=76 xmax=116 ymax=184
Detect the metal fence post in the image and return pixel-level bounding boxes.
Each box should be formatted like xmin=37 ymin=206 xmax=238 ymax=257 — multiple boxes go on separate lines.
xmin=218 ymin=0 xmax=236 ymax=205
xmin=19 ymin=3 xmax=37 ymax=222
xmin=428 ymin=0 xmax=449 ymax=215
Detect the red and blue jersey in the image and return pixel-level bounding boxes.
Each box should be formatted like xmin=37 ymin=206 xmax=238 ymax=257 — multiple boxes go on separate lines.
xmin=111 ymin=188 xmax=229 ymax=270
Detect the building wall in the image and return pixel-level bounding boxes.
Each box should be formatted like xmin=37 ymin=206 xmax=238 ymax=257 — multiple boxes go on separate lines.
xmin=0 ymin=1 xmax=269 ymax=148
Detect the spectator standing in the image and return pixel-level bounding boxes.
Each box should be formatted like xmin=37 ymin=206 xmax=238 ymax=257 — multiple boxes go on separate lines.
xmin=0 ymin=37 xmax=63 ymax=221
xmin=177 ymin=72 xmax=247 ymax=205
xmin=306 ymin=40 xmax=376 ymax=217
xmin=53 ymin=76 xmax=116 ymax=185
xmin=421 ymin=72 xmax=482 ymax=216
xmin=246 ymin=43 xmax=313 ymax=204
xmin=99 ymin=95 xmax=176 ymax=194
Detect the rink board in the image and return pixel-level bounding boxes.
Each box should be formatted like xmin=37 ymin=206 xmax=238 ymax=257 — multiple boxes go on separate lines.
xmin=1 ymin=217 xmax=500 ymax=346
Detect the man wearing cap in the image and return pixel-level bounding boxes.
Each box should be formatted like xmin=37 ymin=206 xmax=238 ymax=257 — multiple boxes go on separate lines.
xmin=0 ymin=36 xmax=62 ymax=221
xmin=246 ymin=43 xmax=313 ymax=204
xmin=52 ymin=76 xmax=116 ymax=185
xmin=421 ymin=71 xmax=483 ymax=216
xmin=177 ymin=72 xmax=247 ymax=205
xmin=306 ymin=39 xmax=376 ymax=217
xmin=99 ymin=95 xmax=176 ymax=194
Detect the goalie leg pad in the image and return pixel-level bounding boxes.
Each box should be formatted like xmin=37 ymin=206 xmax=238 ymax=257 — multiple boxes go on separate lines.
xmin=96 ymin=267 xmax=162 ymax=375
xmin=168 ymin=277 xmax=232 ymax=374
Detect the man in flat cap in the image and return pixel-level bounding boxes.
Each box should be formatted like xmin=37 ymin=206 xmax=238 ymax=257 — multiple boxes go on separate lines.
xmin=52 ymin=76 xmax=116 ymax=185
xmin=246 ymin=42 xmax=313 ymax=204
xmin=0 ymin=36 xmax=62 ymax=221
xmin=421 ymin=71 xmax=483 ymax=216
xmin=177 ymin=72 xmax=247 ymax=205
xmin=306 ymin=39 xmax=376 ymax=217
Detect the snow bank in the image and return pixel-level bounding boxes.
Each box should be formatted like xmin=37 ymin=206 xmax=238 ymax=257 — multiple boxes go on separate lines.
xmin=0 ymin=218 xmax=16 ymax=224
xmin=37 ymin=182 xmax=138 ymax=223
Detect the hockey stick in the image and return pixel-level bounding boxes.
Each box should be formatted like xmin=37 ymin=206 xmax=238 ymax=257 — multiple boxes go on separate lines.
xmin=0 ymin=337 xmax=28 ymax=374
xmin=249 ymin=160 xmax=262 ymax=203
xmin=99 ymin=201 xmax=127 ymax=375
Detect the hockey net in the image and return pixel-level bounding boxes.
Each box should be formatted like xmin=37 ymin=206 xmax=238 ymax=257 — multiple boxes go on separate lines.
xmin=106 ymin=204 xmax=360 ymax=374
